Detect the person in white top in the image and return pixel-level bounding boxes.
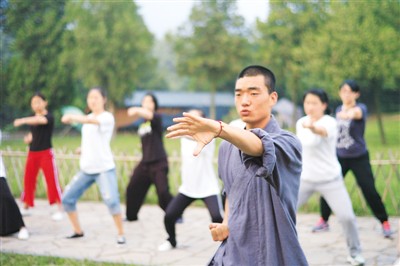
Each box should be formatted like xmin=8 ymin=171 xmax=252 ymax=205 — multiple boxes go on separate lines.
xmin=0 ymin=130 xmax=29 ymax=239
xmin=61 ymin=87 xmax=125 ymax=244
xmin=296 ymin=89 xmax=364 ymax=266
xmin=158 ymin=109 xmax=223 ymax=251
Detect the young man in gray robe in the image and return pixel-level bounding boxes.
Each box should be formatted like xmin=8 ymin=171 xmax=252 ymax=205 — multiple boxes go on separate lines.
xmin=166 ymin=65 xmax=308 ymax=266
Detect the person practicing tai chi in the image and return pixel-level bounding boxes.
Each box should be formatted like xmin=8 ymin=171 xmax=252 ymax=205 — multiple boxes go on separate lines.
xmin=125 ymin=92 xmax=173 ymax=222
xmin=13 ymin=92 xmax=63 ymax=221
xmin=296 ymin=89 xmax=364 ymax=266
xmin=166 ymin=65 xmax=308 ymax=265
xmin=158 ymin=109 xmax=223 ymax=251
xmin=61 ymin=87 xmax=125 ymax=244
xmin=314 ymin=80 xmax=392 ymax=239
xmin=0 ymin=130 xmax=29 ymax=240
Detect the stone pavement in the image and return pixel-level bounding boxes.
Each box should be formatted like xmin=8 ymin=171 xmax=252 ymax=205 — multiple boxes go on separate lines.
xmin=1 ymin=199 xmax=399 ymax=266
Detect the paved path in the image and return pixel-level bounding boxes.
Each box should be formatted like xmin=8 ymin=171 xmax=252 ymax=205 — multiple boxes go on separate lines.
xmin=1 ymin=200 xmax=399 ymax=265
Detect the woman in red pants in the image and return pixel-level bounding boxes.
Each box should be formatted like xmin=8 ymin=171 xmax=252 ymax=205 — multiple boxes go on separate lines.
xmin=14 ymin=92 xmax=63 ymax=221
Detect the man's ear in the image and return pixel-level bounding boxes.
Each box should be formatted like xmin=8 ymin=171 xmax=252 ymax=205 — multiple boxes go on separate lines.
xmin=270 ymin=91 xmax=278 ymax=104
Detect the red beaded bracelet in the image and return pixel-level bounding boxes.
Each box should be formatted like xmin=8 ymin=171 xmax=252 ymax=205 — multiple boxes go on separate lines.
xmin=215 ymin=120 xmax=223 ymax=138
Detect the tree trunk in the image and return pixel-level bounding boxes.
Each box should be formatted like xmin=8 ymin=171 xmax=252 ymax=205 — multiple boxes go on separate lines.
xmin=210 ymin=87 xmax=216 ymax=120
xmin=107 ymin=100 xmax=118 ymax=137
xmin=372 ymin=82 xmax=386 ymax=144
xmin=290 ymin=73 xmax=300 ymax=130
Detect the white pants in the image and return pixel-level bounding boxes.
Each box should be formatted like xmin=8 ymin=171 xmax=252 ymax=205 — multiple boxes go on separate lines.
xmin=297 ymin=177 xmax=362 ymax=257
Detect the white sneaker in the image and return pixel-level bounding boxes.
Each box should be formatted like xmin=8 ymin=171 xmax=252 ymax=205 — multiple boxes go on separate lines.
xmin=158 ymin=241 xmax=175 ymax=251
xmin=18 ymin=228 xmax=29 ymax=240
xmin=347 ymin=254 xmax=365 ymax=266
xmin=20 ymin=208 xmax=31 ymax=216
xmin=117 ymin=235 xmax=126 ymax=245
xmin=51 ymin=211 xmax=64 ymax=221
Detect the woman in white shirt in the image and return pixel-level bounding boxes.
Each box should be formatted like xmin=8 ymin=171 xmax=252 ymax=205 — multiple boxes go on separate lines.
xmin=61 ymin=87 xmax=125 ymax=244
xmin=158 ymin=109 xmax=223 ymax=251
xmin=296 ymin=89 xmax=364 ymax=266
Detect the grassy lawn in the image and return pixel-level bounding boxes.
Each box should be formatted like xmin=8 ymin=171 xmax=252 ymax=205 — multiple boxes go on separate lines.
xmin=0 ymin=253 xmax=131 ymax=266
xmin=4 ymin=113 xmax=398 ymax=156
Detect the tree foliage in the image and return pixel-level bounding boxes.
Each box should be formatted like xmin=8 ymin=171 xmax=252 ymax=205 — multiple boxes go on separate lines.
xmin=301 ymin=1 xmax=400 ymax=143
xmin=168 ymin=0 xmax=252 ymax=118
xmin=302 ymin=1 xmax=400 ymax=94
xmin=3 ymin=0 xmax=74 ymax=116
xmin=63 ymin=0 xmax=158 ymax=107
xmin=256 ymin=1 xmax=330 ymax=106
xmin=256 ymin=1 xmax=399 ymax=142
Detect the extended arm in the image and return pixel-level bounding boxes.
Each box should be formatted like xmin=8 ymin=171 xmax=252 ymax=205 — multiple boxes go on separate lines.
xmin=301 ymin=120 xmax=327 ymax=137
xmin=336 ymin=106 xmax=363 ymax=120
xmin=14 ymin=115 xmax=48 ymax=127
xmin=127 ymin=107 xmax=154 ymax=122
xmin=166 ymin=112 xmax=263 ymax=156
xmin=61 ymin=114 xmax=99 ymax=125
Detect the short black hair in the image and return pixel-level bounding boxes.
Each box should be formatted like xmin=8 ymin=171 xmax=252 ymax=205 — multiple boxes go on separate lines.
xmin=237 ymin=65 xmax=276 ymax=93
xmin=340 ymin=79 xmax=360 ymax=93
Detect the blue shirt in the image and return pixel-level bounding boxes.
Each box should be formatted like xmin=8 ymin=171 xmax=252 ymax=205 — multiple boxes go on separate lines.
xmin=209 ymin=116 xmax=308 ymax=266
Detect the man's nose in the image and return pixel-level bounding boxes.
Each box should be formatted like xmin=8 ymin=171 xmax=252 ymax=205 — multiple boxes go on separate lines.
xmin=241 ymin=94 xmax=250 ymax=105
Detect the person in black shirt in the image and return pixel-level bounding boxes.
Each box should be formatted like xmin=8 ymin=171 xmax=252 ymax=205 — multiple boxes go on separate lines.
xmin=125 ymin=92 xmax=173 ymax=221
xmin=13 ymin=92 xmax=63 ymax=221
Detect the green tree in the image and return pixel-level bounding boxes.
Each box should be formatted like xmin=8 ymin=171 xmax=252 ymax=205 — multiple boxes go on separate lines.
xmin=3 ymin=0 xmax=74 ymax=119
xmin=168 ymin=0 xmax=251 ymax=119
xmin=256 ymin=1 xmax=330 ymax=127
xmin=302 ymin=1 xmax=400 ymax=144
xmin=63 ymin=0 xmax=157 ymax=108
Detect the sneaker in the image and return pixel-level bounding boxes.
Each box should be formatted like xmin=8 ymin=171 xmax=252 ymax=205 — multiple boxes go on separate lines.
xmin=117 ymin=235 xmax=126 ymax=245
xmin=347 ymin=254 xmax=365 ymax=266
xmin=20 ymin=208 xmax=31 ymax=216
xmin=18 ymin=227 xmax=29 ymax=240
xmin=382 ymin=221 xmax=392 ymax=238
xmin=158 ymin=241 xmax=175 ymax=251
xmin=51 ymin=211 xmax=64 ymax=221
xmin=312 ymin=217 xmax=329 ymax=232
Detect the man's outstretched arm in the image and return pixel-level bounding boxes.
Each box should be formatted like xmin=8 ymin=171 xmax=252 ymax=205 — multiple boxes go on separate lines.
xmin=166 ymin=112 xmax=263 ymax=157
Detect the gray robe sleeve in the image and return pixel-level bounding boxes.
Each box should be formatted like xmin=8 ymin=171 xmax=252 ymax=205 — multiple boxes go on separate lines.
xmin=210 ymin=127 xmax=308 ymax=266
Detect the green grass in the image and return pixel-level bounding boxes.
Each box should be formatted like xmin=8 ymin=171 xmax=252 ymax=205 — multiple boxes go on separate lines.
xmin=0 ymin=253 xmax=131 ymax=266
xmin=364 ymin=114 xmax=400 ymax=155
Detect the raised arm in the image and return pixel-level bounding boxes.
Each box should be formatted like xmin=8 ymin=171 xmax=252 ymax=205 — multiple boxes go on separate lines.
xmin=166 ymin=112 xmax=263 ymax=157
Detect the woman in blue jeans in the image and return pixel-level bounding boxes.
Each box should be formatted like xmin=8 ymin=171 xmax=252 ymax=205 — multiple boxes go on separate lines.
xmin=61 ymin=87 xmax=125 ymax=244
xmin=314 ymin=80 xmax=392 ymax=238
